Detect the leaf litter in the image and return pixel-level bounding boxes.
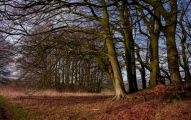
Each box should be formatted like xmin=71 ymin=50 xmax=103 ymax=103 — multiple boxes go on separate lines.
xmin=3 ymin=82 xmax=191 ymax=120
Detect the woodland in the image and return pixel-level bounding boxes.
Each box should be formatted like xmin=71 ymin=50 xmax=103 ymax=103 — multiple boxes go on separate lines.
xmin=0 ymin=0 xmax=191 ymax=112
xmin=0 ymin=0 xmax=191 ymax=119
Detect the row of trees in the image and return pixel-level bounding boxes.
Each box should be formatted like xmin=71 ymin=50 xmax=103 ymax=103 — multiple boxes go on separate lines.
xmin=0 ymin=39 xmax=12 ymax=84
xmin=0 ymin=0 xmax=191 ymax=100
xmin=17 ymin=30 xmax=108 ymax=92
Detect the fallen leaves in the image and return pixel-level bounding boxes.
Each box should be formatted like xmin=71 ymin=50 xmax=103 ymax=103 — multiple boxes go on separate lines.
xmin=1 ymin=83 xmax=191 ymax=120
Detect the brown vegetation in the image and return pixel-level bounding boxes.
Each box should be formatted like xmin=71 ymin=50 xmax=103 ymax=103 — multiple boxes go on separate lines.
xmin=0 ymin=83 xmax=191 ymax=120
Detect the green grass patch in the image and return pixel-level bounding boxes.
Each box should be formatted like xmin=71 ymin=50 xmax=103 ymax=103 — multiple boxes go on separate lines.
xmin=0 ymin=95 xmax=6 ymax=120
xmin=0 ymin=95 xmax=36 ymax=120
xmin=6 ymin=104 xmax=31 ymax=120
xmin=0 ymin=95 xmax=6 ymax=104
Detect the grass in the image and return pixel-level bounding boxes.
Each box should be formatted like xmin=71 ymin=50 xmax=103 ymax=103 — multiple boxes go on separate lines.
xmin=0 ymin=84 xmax=191 ymax=120
xmin=0 ymin=95 xmax=32 ymax=120
xmin=6 ymin=104 xmax=30 ymax=120
xmin=0 ymin=95 xmax=6 ymax=119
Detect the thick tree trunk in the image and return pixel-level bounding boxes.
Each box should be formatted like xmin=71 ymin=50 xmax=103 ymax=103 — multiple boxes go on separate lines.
xmin=119 ymin=1 xmax=137 ymax=93
xmin=138 ymin=7 xmax=160 ymax=88
xmin=166 ymin=34 xmax=183 ymax=90
xmin=164 ymin=0 xmax=183 ymax=90
xmin=124 ymin=39 xmax=135 ymax=93
xmin=105 ymin=37 xmax=127 ymax=100
xmin=100 ymin=0 xmax=127 ymax=100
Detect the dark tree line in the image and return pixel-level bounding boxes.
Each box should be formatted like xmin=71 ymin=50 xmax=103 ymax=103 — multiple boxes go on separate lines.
xmin=16 ymin=27 xmax=108 ymax=92
xmin=0 ymin=39 xmax=13 ymax=84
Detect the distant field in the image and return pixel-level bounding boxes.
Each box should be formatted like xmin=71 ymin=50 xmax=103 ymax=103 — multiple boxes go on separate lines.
xmin=0 ymin=84 xmax=191 ymax=120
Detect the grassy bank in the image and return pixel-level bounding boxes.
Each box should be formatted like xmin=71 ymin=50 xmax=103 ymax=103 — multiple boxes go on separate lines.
xmin=0 ymin=95 xmax=32 ymax=120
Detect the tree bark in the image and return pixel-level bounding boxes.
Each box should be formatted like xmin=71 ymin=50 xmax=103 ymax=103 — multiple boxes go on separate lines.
xmin=181 ymin=38 xmax=191 ymax=81
xmin=136 ymin=48 xmax=146 ymax=89
xmin=118 ymin=0 xmax=137 ymax=93
xmin=149 ymin=34 xmax=160 ymax=87
xmin=138 ymin=7 xmax=160 ymax=87
xmin=180 ymin=19 xmax=191 ymax=81
xmin=163 ymin=0 xmax=183 ymax=90
xmin=101 ymin=0 xmax=127 ymax=100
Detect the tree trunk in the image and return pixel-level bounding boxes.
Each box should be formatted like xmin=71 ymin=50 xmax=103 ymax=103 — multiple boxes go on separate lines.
xmin=149 ymin=35 xmax=160 ymax=87
xmin=181 ymin=41 xmax=191 ymax=81
xmin=138 ymin=7 xmax=161 ymax=87
xmin=163 ymin=0 xmax=183 ymax=90
xmin=118 ymin=1 xmax=137 ymax=93
xmin=166 ymin=29 xmax=183 ymax=90
xmin=140 ymin=63 xmax=146 ymax=89
xmin=136 ymin=48 xmax=146 ymax=89
xmin=131 ymin=41 xmax=138 ymax=91
xmin=101 ymin=0 xmax=127 ymax=100
xmin=104 ymin=36 xmax=127 ymax=99
xmin=180 ymin=24 xmax=191 ymax=81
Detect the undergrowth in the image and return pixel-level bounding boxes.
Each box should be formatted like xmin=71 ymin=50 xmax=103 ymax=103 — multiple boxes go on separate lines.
xmin=0 ymin=95 xmax=34 ymax=120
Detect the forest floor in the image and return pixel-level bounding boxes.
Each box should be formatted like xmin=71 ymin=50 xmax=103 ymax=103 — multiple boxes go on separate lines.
xmin=0 ymin=83 xmax=191 ymax=120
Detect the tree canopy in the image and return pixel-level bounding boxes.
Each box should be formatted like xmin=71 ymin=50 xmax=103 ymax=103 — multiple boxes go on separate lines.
xmin=0 ymin=0 xmax=191 ymax=100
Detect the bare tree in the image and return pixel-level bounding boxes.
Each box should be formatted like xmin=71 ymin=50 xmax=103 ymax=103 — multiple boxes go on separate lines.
xmin=1 ymin=0 xmax=191 ymax=100
xmin=0 ymin=39 xmax=13 ymax=84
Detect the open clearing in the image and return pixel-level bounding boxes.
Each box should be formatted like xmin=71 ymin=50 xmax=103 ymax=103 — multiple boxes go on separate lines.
xmin=0 ymin=85 xmax=191 ymax=120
